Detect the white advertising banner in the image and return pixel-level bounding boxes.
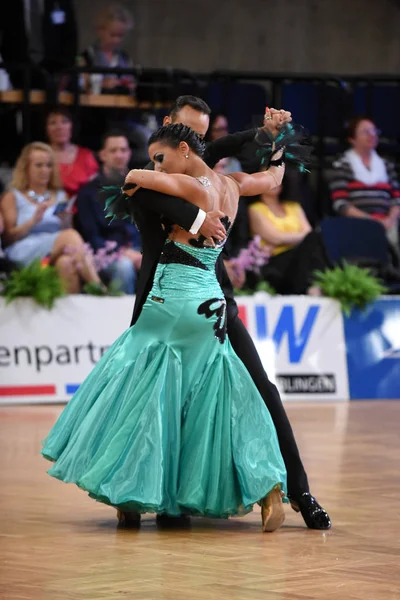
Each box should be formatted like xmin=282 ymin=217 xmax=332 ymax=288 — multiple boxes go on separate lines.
xmin=0 ymin=294 xmax=349 ymax=405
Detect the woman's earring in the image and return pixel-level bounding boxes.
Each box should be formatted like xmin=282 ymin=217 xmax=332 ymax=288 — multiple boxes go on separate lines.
xmin=185 ymin=154 xmax=189 ymax=159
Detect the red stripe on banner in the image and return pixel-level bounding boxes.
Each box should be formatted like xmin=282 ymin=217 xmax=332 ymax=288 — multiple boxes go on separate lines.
xmin=238 ymin=305 xmax=247 ymax=327
xmin=0 ymin=385 xmax=56 ymax=396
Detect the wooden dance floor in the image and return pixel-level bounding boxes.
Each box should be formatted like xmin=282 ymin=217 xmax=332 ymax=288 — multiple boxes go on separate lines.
xmin=0 ymin=401 xmax=399 ymax=600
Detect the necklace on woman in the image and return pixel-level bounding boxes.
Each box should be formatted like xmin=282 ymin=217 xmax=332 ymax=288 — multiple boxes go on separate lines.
xmin=27 ymin=190 xmax=51 ymax=204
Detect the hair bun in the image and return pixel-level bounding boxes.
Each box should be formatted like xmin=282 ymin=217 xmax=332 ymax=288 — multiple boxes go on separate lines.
xmin=148 ymin=124 xmax=206 ymax=157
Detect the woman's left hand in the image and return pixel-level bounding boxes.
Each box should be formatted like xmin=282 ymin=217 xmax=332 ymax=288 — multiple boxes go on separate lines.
xmin=124 ymin=171 xmax=141 ymax=196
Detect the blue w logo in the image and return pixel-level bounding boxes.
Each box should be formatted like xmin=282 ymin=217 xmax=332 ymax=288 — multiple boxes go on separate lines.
xmin=254 ymin=305 xmax=320 ymax=363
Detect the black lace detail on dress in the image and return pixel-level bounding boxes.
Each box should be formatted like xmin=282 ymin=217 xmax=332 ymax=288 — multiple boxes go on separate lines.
xmin=197 ymin=298 xmax=227 ymax=344
xmin=188 ymin=215 xmax=233 ymax=249
xmin=159 ymin=241 xmax=209 ymax=271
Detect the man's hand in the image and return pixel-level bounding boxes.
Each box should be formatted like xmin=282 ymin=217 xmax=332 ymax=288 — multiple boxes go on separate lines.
xmin=262 ymin=107 xmax=292 ymax=138
xmin=199 ymin=209 xmax=226 ymax=241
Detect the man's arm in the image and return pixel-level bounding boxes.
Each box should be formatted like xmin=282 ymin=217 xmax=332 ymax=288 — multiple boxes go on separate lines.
xmin=130 ymin=188 xmax=226 ymax=239
xmin=203 ymin=109 xmax=292 ymax=169
xmin=204 ymin=130 xmax=257 ymax=169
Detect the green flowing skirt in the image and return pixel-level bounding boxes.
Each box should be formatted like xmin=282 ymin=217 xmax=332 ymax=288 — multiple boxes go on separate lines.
xmin=42 ymin=290 xmax=287 ymax=518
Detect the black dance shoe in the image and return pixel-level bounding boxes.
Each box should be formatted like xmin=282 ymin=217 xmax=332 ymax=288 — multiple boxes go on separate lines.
xmin=117 ymin=510 xmax=141 ymax=528
xmin=289 ymin=493 xmax=331 ymax=530
xmin=156 ymin=514 xmax=191 ymax=529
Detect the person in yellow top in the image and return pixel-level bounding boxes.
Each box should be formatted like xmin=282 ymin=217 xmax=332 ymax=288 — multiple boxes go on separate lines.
xmin=248 ymin=182 xmax=330 ymax=295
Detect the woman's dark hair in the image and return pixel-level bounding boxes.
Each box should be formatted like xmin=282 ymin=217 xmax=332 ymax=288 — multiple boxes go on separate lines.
xmin=346 ymin=116 xmax=375 ymax=139
xmin=148 ymin=123 xmax=206 ymax=157
xmin=45 ymin=106 xmax=75 ymax=142
xmin=45 ymin=105 xmax=74 ymax=124
xmin=169 ymin=95 xmax=211 ymax=120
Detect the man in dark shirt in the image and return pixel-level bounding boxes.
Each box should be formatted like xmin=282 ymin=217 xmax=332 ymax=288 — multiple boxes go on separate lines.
xmin=75 ymin=131 xmax=141 ymax=294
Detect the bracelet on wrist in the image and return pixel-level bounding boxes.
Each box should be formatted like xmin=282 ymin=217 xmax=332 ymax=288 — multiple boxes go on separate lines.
xmin=269 ymin=155 xmax=285 ymax=167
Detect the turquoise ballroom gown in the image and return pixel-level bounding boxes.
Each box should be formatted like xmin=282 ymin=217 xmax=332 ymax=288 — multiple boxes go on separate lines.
xmin=42 ymin=238 xmax=287 ymax=518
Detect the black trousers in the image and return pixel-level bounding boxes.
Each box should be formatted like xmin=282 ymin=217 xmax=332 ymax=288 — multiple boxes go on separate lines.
xmin=227 ymin=312 xmax=309 ymax=498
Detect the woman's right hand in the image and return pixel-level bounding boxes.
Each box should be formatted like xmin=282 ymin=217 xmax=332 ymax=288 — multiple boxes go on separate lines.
xmin=32 ymin=202 xmax=50 ymax=225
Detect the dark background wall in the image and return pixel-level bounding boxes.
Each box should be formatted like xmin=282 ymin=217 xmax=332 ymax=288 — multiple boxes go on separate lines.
xmin=75 ymin=0 xmax=400 ymax=74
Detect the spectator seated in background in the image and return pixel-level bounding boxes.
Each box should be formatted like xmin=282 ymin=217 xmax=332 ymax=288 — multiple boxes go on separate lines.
xmin=46 ymin=107 xmax=99 ymax=200
xmin=206 ymin=114 xmax=243 ymax=174
xmin=248 ymin=177 xmax=330 ymax=295
xmin=330 ymin=116 xmax=400 ymax=250
xmin=0 ymin=0 xmax=77 ymax=90
xmin=78 ymin=4 xmax=135 ymax=95
xmin=0 ymin=201 xmax=17 ymax=279
xmin=0 ymin=142 xmax=102 ymax=293
xmin=74 ymin=130 xmax=141 ymax=294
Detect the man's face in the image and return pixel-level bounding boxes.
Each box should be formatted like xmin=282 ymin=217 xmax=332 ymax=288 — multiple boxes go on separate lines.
xmin=100 ymin=136 xmax=131 ymax=172
xmin=164 ymin=105 xmax=210 ymax=139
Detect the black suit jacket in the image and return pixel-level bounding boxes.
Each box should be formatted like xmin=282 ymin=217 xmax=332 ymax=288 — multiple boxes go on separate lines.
xmin=0 ymin=0 xmax=77 ymax=79
xmin=129 ymin=129 xmax=256 ymax=326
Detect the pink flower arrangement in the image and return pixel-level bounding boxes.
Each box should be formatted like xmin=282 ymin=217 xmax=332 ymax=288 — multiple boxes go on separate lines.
xmin=230 ymin=235 xmax=270 ymax=277
xmin=64 ymin=240 xmax=122 ymax=272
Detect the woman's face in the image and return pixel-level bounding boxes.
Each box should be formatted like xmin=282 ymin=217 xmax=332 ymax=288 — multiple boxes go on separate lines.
xmin=351 ymin=119 xmax=379 ymax=152
xmin=148 ymin=141 xmax=188 ymax=174
xmin=98 ymin=20 xmax=128 ymax=52
xmin=210 ymin=115 xmax=229 ymax=141
xmin=27 ymin=150 xmax=53 ymax=188
xmin=46 ymin=113 xmax=72 ymax=145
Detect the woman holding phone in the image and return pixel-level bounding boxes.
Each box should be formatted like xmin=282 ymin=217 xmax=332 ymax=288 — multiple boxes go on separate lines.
xmin=0 ymin=142 xmax=101 ymax=293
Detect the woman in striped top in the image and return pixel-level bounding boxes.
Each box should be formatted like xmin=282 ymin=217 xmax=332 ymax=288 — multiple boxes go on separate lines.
xmin=330 ymin=117 xmax=400 ymax=245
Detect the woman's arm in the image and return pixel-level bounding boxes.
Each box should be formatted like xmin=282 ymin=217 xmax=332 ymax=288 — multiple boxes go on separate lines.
xmin=249 ymin=205 xmax=305 ymax=247
xmin=342 ymin=205 xmax=372 ymax=219
xmin=124 ymin=170 xmax=209 ymax=208
xmin=297 ymin=205 xmax=313 ymax=234
xmin=230 ymin=164 xmax=285 ymax=197
xmin=1 ymin=191 xmax=46 ymax=244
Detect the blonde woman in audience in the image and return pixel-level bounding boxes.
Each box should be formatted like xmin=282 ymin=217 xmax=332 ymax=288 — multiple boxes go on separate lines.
xmin=78 ymin=4 xmax=135 ymax=95
xmin=249 ymin=178 xmax=330 ymax=295
xmin=0 ymin=142 xmax=102 ymax=293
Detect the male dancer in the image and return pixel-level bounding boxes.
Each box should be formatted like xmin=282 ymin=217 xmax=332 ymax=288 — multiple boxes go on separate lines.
xmin=126 ymin=96 xmax=331 ymax=529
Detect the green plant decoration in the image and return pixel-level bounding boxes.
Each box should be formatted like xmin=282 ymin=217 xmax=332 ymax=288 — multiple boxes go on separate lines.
xmin=312 ymin=262 xmax=387 ymax=316
xmin=1 ymin=260 xmax=65 ymax=309
xmin=83 ymin=281 xmax=124 ymax=297
xmin=234 ymin=281 xmax=277 ymax=297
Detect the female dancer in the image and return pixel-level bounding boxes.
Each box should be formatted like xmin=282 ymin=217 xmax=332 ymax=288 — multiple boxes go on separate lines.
xmin=42 ymin=124 xmax=287 ymax=532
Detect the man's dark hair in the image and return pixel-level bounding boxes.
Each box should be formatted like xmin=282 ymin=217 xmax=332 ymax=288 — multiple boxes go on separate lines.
xmin=169 ymin=95 xmax=211 ymax=120
xmin=101 ymin=129 xmax=130 ymax=149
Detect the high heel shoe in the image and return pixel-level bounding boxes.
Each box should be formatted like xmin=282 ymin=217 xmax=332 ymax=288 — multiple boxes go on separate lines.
xmin=260 ymin=486 xmax=285 ymax=532
xmin=117 ymin=509 xmax=141 ymax=528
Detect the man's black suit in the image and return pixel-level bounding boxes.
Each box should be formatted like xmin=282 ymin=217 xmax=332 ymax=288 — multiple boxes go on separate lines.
xmin=128 ymin=130 xmax=309 ymax=498
xmin=0 ymin=0 xmax=77 ymax=88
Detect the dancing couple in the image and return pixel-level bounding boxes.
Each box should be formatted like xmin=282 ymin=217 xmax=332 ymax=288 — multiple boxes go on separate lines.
xmin=42 ymin=98 xmax=331 ymax=532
